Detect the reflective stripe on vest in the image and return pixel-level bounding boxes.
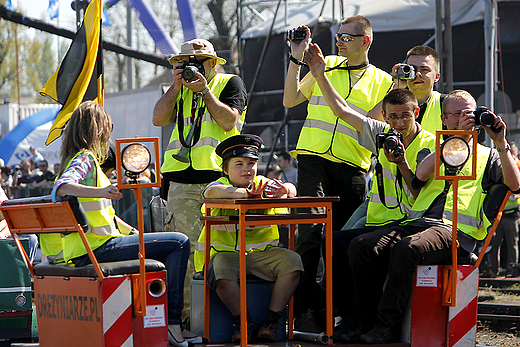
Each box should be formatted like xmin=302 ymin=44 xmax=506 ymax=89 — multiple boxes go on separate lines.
xmin=309 ymin=95 xmax=369 ymax=116
xmin=505 ymin=194 xmax=520 ymax=211
xmin=442 ymin=145 xmax=492 ymax=240
xmin=418 ymin=91 xmax=443 ymax=135
xmin=195 ymin=238 xmax=278 ymax=253
xmin=40 ymin=233 xmax=64 ymax=262
xmin=165 ymin=113 xmax=244 ymax=152
xmin=366 ymin=127 xmax=437 ymax=226
xmin=296 ymin=57 xmax=392 ymax=170
xmin=161 ymin=74 xmax=246 ymax=173
xmin=62 ymin=151 xmax=120 ymax=261
xmin=405 ymin=146 xmax=446 ymax=222
xmin=193 ymin=175 xmax=281 ymax=272
xmin=443 ymin=210 xmax=482 ymax=228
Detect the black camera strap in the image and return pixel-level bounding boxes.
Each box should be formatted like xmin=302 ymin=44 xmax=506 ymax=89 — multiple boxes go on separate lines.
xmin=288 ymin=55 xmax=368 ymax=71
xmin=177 ymin=90 xmax=203 ymax=149
xmin=326 ymin=59 xmax=368 ymax=72
xmin=374 ymin=160 xmax=404 ymax=210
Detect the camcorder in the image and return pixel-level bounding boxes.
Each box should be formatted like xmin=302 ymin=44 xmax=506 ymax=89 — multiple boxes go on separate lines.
xmin=376 ymin=129 xmax=403 ymax=157
xmin=396 ymin=65 xmax=415 ymax=80
xmin=179 ymin=56 xmax=206 ymax=82
xmin=474 ymin=106 xmax=501 ymax=133
xmin=287 ymin=28 xmax=307 ymax=41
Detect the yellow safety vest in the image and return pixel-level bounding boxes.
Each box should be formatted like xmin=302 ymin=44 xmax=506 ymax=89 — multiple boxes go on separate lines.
xmin=62 ymin=151 xmax=122 ymax=262
xmin=418 ymin=91 xmax=443 ymax=135
xmin=504 ymin=190 xmax=520 ymax=213
xmin=161 ymin=74 xmax=246 ymax=173
xmin=366 ymin=127 xmax=437 ymax=226
xmin=443 ymin=145 xmax=493 ymax=240
xmin=295 ymin=57 xmax=393 ymax=170
xmin=40 ymin=234 xmax=63 ymax=263
xmin=194 ymin=175 xmax=282 ymax=272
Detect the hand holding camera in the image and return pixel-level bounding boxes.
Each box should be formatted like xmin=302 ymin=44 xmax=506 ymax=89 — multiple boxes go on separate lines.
xmin=392 ymin=64 xmax=415 ymax=80
xmin=474 ymin=106 xmax=502 ymax=133
xmin=287 ymin=26 xmax=311 ymax=59
xmin=177 ymin=56 xmax=206 ymax=82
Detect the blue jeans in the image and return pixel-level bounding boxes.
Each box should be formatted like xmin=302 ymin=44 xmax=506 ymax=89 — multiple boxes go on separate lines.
xmin=72 ymin=232 xmax=190 ymax=325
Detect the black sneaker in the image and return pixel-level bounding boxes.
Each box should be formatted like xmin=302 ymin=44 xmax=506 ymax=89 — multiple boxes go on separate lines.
xmin=359 ymin=323 xmax=398 ymax=344
xmin=294 ymin=309 xmax=322 ymax=333
xmin=257 ymin=310 xmax=283 ymax=342
xmin=231 ymin=314 xmax=256 ymax=344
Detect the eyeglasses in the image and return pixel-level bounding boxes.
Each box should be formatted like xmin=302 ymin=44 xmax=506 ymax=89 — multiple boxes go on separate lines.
xmin=387 ymin=114 xmax=413 ymax=121
xmin=335 ymin=32 xmax=365 ymax=42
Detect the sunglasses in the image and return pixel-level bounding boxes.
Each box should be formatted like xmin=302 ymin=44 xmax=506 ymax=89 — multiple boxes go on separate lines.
xmin=335 ymin=32 xmax=365 ymax=42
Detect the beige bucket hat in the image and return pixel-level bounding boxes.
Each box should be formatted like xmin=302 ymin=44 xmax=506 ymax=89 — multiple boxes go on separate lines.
xmin=169 ymin=39 xmax=227 ymax=65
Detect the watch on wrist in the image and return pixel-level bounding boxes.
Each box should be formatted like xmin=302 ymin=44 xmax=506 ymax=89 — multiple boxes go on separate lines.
xmin=197 ymin=86 xmax=210 ymax=97
xmin=496 ymin=143 xmax=511 ymax=153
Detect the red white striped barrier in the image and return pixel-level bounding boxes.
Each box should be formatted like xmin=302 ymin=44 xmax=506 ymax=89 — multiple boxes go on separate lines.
xmin=447 ymin=266 xmax=479 ymax=347
xmin=102 ymin=276 xmax=134 ymax=347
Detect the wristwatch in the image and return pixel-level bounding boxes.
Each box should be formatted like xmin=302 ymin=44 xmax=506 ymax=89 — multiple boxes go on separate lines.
xmin=197 ymin=87 xmax=210 ymax=97
xmin=496 ymin=143 xmax=511 ymax=153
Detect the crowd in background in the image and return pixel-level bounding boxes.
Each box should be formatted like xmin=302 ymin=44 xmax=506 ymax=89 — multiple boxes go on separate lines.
xmin=0 ymin=146 xmax=57 ymax=199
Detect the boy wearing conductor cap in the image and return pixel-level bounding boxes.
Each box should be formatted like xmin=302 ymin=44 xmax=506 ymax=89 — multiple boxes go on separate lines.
xmin=194 ymin=134 xmax=303 ymax=343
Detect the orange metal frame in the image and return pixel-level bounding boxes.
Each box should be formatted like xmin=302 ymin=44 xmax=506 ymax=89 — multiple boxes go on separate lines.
xmin=199 ymin=196 xmax=339 ymax=347
xmin=434 ymin=130 xmax=478 ymax=307
xmin=115 ymin=137 xmax=162 ymax=316
xmin=1 ymin=200 xmax=105 ymax=280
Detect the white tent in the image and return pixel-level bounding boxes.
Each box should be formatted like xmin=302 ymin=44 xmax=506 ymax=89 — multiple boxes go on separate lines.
xmin=241 ymin=0 xmax=486 ymax=39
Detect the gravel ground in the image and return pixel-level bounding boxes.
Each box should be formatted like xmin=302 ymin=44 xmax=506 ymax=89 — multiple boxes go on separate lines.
xmin=477 ymin=322 xmax=520 ymax=347
xmin=477 ymin=289 xmax=520 ymax=347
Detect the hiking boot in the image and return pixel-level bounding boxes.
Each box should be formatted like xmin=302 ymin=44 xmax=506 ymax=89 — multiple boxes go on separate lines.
xmin=231 ymin=313 xmax=256 ymax=344
xmin=257 ymin=309 xmax=283 ymax=342
xmin=360 ymin=323 xmax=398 ymax=344
xmin=294 ymin=309 xmax=322 ymax=333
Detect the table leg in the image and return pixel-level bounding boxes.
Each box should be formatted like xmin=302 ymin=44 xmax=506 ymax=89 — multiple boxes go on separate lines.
xmin=325 ymin=203 xmax=333 ymax=344
xmin=203 ymin=206 xmax=211 ymax=342
xmin=288 ymin=212 xmax=296 ymax=340
xmin=239 ymin=206 xmax=248 ymax=347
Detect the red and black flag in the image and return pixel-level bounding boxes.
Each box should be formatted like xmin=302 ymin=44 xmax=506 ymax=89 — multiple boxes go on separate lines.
xmin=40 ymin=0 xmax=103 ymax=145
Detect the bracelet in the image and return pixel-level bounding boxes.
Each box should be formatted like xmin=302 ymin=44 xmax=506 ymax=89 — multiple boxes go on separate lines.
xmin=496 ymin=143 xmax=511 ymax=153
xmin=197 ymin=86 xmax=210 ymax=97
xmin=289 ymin=54 xmax=309 ymax=67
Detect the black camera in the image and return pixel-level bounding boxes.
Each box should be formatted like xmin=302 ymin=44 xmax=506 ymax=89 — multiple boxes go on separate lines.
xmin=179 ymin=56 xmax=206 ymax=82
xmin=474 ymin=106 xmax=495 ymax=127
xmin=376 ymin=129 xmax=403 ymax=157
xmin=474 ymin=106 xmax=501 ymax=133
xmin=396 ymin=65 xmax=415 ymax=80
xmin=287 ymin=28 xmax=307 ymax=41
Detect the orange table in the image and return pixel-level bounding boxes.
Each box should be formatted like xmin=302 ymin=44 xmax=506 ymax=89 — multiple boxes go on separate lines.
xmin=199 ymin=196 xmax=339 ymax=346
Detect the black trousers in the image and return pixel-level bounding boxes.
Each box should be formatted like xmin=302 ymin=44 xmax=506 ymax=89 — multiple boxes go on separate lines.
xmin=348 ymin=223 xmax=452 ymax=330
xmin=294 ymin=154 xmax=366 ymax=315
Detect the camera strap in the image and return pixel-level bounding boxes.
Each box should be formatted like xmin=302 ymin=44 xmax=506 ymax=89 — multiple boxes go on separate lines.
xmin=288 ymin=55 xmax=368 ymax=71
xmin=326 ymin=59 xmax=368 ymax=72
xmin=177 ymin=92 xmax=203 ymax=149
xmin=374 ymin=160 xmax=403 ymax=210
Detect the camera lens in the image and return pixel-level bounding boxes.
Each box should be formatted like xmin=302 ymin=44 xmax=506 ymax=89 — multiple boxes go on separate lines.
xmin=479 ymin=112 xmax=495 ymax=127
xmin=182 ymin=66 xmax=198 ymax=82
xmin=474 ymin=106 xmax=495 ymax=127
xmin=385 ymin=136 xmax=399 ymax=151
